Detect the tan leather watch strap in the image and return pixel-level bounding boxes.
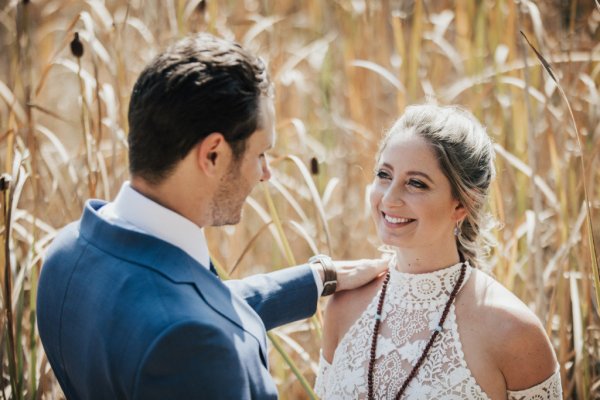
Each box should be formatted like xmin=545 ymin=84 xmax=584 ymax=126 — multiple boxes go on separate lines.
xmin=309 ymin=254 xmax=337 ymax=296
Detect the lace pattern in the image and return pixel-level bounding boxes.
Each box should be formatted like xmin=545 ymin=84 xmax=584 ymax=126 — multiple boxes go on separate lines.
xmin=314 ymin=262 xmax=562 ymax=399
xmin=315 ymin=262 xmax=491 ymax=399
xmin=507 ymin=370 xmax=562 ymax=400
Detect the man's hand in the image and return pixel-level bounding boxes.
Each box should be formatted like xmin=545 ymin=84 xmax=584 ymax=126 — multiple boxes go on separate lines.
xmin=332 ymin=257 xmax=390 ymax=292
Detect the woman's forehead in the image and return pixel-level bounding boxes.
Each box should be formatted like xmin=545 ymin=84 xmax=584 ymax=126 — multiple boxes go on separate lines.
xmin=380 ymin=132 xmax=434 ymax=161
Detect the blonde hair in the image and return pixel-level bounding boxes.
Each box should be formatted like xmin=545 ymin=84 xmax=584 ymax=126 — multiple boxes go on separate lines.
xmin=379 ymin=104 xmax=496 ymax=268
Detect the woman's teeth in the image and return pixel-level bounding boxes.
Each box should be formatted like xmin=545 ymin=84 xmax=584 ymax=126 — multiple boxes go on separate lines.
xmin=384 ymin=214 xmax=413 ymax=224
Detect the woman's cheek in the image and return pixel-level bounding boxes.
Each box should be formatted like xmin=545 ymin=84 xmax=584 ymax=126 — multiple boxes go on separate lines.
xmin=368 ymin=183 xmax=383 ymax=215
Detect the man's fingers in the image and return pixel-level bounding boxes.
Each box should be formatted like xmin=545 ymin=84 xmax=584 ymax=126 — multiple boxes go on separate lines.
xmin=361 ymin=258 xmax=390 ymax=272
xmin=376 ymin=258 xmax=390 ymax=276
xmin=332 ymin=258 xmax=390 ymax=291
xmin=380 ymin=257 xmax=392 ymax=268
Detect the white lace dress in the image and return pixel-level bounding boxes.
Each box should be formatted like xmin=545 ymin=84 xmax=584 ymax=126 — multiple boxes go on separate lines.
xmin=314 ymin=262 xmax=562 ymax=399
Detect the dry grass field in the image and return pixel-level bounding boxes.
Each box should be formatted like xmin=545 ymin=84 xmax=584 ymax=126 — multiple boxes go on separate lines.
xmin=0 ymin=0 xmax=599 ymax=398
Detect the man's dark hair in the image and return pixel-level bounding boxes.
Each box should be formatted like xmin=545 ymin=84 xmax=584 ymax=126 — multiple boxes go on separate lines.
xmin=127 ymin=33 xmax=272 ymax=183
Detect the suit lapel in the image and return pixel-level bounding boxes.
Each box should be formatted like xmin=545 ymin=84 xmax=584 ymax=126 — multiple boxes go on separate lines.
xmin=80 ymin=200 xmax=269 ymax=367
xmin=208 ymin=261 xmax=219 ymax=278
xmin=191 ymin=270 xmax=269 ymax=367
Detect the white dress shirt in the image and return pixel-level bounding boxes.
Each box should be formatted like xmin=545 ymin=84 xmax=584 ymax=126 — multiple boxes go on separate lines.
xmin=99 ymin=182 xmax=323 ymax=295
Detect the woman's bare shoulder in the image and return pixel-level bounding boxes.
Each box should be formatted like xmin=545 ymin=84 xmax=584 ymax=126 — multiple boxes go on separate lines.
xmin=466 ymin=269 xmax=558 ymax=390
xmin=321 ymin=273 xmax=385 ymax=362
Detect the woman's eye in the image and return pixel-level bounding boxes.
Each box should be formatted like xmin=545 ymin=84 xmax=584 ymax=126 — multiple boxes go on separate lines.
xmin=376 ymin=170 xmax=391 ymax=180
xmin=407 ymin=178 xmax=427 ymax=189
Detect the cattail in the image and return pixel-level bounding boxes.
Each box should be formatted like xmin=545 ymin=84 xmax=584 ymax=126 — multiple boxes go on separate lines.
xmin=0 ymin=174 xmax=12 ymax=192
xmin=70 ymin=32 xmax=84 ymax=58
xmin=195 ymin=0 xmax=206 ymax=14
xmin=310 ymin=157 xmax=319 ymax=175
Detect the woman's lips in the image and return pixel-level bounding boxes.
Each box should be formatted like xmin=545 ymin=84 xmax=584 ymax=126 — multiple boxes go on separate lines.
xmin=381 ymin=212 xmax=415 ymax=226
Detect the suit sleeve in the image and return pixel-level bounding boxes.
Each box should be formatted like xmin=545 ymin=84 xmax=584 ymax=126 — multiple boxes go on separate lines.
xmin=132 ymin=320 xmax=251 ymax=400
xmin=225 ymin=264 xmax=318 ymax=330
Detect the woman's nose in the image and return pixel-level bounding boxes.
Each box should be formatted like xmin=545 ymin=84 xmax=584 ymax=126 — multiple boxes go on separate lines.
xmin=382 ymin=184 xmax=405 ymax=206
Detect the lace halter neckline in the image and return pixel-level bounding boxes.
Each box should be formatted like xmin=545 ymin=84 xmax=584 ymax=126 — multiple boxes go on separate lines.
xmin=387 ymin=261 xmax=469 ymax=307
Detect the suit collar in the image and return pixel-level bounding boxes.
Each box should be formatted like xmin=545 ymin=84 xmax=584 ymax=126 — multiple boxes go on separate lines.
xmin=80 ymin=199 xmax=268 ymax=365
xmin=105 ymin=182 xmax=211 ymax=269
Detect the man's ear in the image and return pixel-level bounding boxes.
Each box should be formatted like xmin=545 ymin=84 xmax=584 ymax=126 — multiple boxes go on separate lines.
xmin=196 ymin=132 xmax=229 ymax=176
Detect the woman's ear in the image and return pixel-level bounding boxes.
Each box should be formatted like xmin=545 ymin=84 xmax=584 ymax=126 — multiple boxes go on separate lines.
xmin=196 ymin=133 xmax=229 ymax=176
xmin=453 ymin=202 xmax=467 ymax=223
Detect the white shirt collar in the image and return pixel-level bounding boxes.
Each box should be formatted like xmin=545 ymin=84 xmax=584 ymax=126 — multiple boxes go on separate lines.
xmin=99 ymin=181 xmax=211 ymax=269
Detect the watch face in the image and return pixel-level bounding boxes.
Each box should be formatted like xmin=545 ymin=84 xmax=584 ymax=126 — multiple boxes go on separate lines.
xmin=322 ymin=281 xmax=337 ymax=296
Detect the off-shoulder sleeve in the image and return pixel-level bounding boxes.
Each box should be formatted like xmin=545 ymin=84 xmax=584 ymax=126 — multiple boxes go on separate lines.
xmin=314 ymin=351 xmax=332 ymax=399
xmin=507 ymin=370 xmax=562 ymax=400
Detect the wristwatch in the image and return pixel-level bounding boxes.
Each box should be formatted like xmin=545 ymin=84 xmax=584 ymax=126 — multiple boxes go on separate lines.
xmin=309 ymin=254 xmax=337 ymax=296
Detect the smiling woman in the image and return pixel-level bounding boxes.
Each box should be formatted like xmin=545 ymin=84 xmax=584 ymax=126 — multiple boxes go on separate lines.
xmin=315 ymin=104 xmax=562 ymax=400
xmin=370 ymin=132 xmax=467 ymax=265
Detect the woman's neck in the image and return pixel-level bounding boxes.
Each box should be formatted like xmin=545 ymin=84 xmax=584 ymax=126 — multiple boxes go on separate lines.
xmin=393 ymin=246 xmax=462 ymax=274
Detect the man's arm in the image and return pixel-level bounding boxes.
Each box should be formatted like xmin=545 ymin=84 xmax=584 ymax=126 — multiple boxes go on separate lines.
xmin=226 ymin=258 xmax=389 ymax=330
xmin=225 ymin=265 xmax=318 ymax=330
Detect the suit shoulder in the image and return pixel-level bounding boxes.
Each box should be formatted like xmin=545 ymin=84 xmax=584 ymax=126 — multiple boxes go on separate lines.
xmin=43 ymin=221 xmax=84 ymax=261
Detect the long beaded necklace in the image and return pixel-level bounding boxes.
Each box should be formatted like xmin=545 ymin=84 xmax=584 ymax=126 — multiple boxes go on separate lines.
xmin=367 ymin=262 xmax=467 ymax=400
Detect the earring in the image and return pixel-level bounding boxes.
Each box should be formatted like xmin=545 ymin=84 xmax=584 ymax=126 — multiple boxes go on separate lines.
xmin=453 ymin=222 xmax=461 ymax=237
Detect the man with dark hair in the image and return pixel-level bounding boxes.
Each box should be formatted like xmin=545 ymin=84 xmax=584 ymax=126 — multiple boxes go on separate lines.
xmin=127 ymin=34 xmax=270 ymax=183
xmin=36 ymin=33 xmax=386 ymax=399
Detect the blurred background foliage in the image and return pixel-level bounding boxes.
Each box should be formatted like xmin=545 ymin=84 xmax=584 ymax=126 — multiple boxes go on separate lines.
xmin=0 ymin=0 xmax=599 ymax=398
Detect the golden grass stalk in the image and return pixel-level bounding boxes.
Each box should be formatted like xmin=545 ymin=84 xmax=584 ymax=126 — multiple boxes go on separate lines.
xmin=516 ymin=7 xmax=545 ymax=315
xmin=519 ymin=31 xmax=600 ymax=319
xmin=228 ymin=222 xmax=273 ymax=277
xmin=570 ymin=275 xmax=588 ymax=399
xmin=407 ymin=0 xmax=423 ymax=101
xmin=267 ymin=331 xmax=317 ymax=399
xmin=245 ymin=195 xmax=287 ymax=258
xmin=71 ymin=31 xmax=98 ymax=199
xmin=2 ymin=160 xmax=21 ymax=400
xmin=492 ymin=144 xmax=559 ymax=212
xmin=269 ymin=179 xmax=310 ymax=224
xmin=0 ymin=82 xmax=26 ymax=124
xmin=278 ymin=156 xmax=332 ymax=254
xmin=34 ymin=14 xmax=82 ymax=98
xmin=262 ymin=183 xmax=296 ymax=266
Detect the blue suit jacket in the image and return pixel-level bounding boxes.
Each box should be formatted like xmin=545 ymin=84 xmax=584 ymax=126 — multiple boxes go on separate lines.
xmin=37 ymin=200 xmax=318 ymax=399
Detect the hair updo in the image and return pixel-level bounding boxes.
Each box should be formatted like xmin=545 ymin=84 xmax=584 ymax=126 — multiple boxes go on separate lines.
xmin=378 ymin=104 xmax=496 ymax=268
